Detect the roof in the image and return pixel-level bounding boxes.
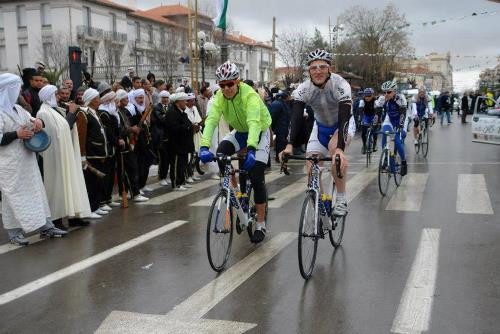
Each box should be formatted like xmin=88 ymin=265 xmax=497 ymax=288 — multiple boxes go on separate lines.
xmin=143 ymin=5 xmax=212 ymax=20
xmin=128 ymin=10 xmax=185 ymax=29
xmin=92 ymin=0 xmax=134 ymax=12
xmin=399 ymin=66 xmax=432 ymax=75
xmin=213 ymin=31 xmax=272 ymax=49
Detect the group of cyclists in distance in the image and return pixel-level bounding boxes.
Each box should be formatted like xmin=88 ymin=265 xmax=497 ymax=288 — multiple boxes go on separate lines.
xmin=199 ymin=48 xmax=436 ymax=248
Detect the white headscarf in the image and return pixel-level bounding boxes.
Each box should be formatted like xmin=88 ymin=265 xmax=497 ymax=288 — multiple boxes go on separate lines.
xmin=170 ymin=92 xmax=189 ymax=102
xmin=83 ymin=88 xmax=99 ymax=107
xmin=130 ymin=88 xmax=145 ymax=114
xmin=0 ymin=73 xmax=22 ymax=118
xmin=39 ymin=85 xmax=58 ymax=108
xmin=175 ymin=87 xmax=185 ymax=93
xmin=115 ymin=89 xmax=128 ymax=102
xmin=159 ymin=90 xmax=170 ymax=98
xmin=99 ymin=101 xmax=120 ymax=125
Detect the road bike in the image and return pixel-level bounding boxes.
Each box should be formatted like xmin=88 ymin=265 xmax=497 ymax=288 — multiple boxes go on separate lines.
xmin=205 ymin=154 xmax=268 ymax=272
xmin=282 ymin=154 xmax=345 ymax=279
xmin=414 ymin=117 xmax=430 ymax=158
xmin=377 ymin=129 xmax=403 ymax=196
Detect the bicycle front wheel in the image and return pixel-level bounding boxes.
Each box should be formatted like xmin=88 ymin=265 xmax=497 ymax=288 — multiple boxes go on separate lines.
xmin=378 ymin=149 xmax=391 ymax=196
xmin=206 ymin=191 xmax=234 ymax=272
xmin=394 ymin=152 xmax=403 ymax=187
xmin=422 ymin=128 xmax=429 ymax=158
xmin=298 ymin=191 xmax=319 ymax=280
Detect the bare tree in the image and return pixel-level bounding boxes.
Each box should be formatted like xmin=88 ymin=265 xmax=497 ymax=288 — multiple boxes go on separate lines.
xmin=151 ymin=29 xmax=182 ymax=83
xmin=277 ymin=29 xmax=310 ymax=82
xmin=338 ymin=4 xmax=414 ymax=88
xmin=96 ymin=38 xmax=122 ymax=84
xmin=38 ymin=31 xmax=71 ymax=84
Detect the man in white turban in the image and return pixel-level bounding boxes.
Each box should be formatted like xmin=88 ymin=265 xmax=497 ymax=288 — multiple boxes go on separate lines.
xmin=129 ymin=88 xmax=154 ymax=193
xmin=151 ymin=90 xmax=171 ymax=186
xmin=75 ymin=88 xmax=110 ymax=218
xmin=0 ymin=74 xmax=67 ymax=245
xmin=184 ymin=93 xmax=202 ymax=183
xmin=37 ymin=85 xmax=92 ymax=229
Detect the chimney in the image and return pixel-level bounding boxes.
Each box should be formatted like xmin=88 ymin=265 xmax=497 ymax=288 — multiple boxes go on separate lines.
xmin=127 ymin=0 xmax=137 ymax=9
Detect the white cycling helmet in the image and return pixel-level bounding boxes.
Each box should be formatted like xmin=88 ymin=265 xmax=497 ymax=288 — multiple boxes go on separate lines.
xmin=307 ymin=49 xmax=333 ymax=65
xmin=381 ymin=80 xmax=397 ymax=92
xmin=215 ymin=61 xmax=240 ymax=81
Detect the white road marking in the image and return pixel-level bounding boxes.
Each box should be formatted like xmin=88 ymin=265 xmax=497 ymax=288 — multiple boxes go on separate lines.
xmin=391 ymin=228 xmax=441 ymax=334
xmin=0 ymin=220 xmax=187 ymax=306
xmin=386 ymin=173 xmax=429 ymax=212
xmin=267 ymin=178 xmax=308 ymax=208
xmin=346 ymin=171 xmax=377 ymax=203
xmin=190 ymin=171 xmax=286 ymax=207
xmin=456 ymin=174 xmax=494 ymax=215
xmin=96 ymin=232 xmax=296 ymax=333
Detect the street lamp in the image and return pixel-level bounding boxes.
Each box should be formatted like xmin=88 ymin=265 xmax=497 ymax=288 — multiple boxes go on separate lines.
xmin=197 ymin=31 xmax=216 ymax=87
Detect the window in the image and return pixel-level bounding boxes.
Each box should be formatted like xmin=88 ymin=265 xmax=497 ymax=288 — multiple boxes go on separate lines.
xmin=0 ymin=8 xmax=4 ymax=31
xmin=148 ymin=25 xmax=153 ymax=43
xmin=83 ymin=6 xmax=91 ymax=27
xmin=160 ymin=27 xmax=165 ymax=45
xmin=16 ymin=5 xmax=27 ymax=28
xmin=19 ymin=44 xmax=29 ymax=67
xmin=245 ymin=69 xmax=249 ymax=80
xmin=135 ymin=21 xmax=140 ymax=41
xmin=41 ymin=3 xmax=51 ymax=27
xmin=240 ymin=51 xmax=243 ymax=61
xmin=42 ymin=42 xmax=51 ymax=64
xmin=0 ymin=46 xmax=6 ymax=69
xmin=109 ymin=13 xmax=116 ymax=33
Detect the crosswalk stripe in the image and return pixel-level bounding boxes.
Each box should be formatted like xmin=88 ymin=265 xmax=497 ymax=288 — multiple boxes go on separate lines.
xmin=391 ymin=228 xmax=440 ymax=333
xmin=0 ymin=220 xmax=188 ymax=306
xmin=386 ymin=173 xmax=429 ymax=212
xmin=456 ymin=174 xmax=494 ymax=215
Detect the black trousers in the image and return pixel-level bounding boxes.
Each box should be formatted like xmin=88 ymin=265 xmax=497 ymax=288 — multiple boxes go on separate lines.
xmin=274 ymin=134 xmax=288 ymax=161
xmin=186 ymin=152 xmax=196 ymax=178
xmin=462 ymin=108 xmax=468 ymax=123
xmin=169 ymin=152 xmax=188 ymax=188
xmin=104 ymin=154 xmax=116 ymax=204
xmin=117 ymin=151 xmax=140 ymax=197
xmin=84 ymin=158 xmax=108 ymax=212
xmin=157 ymin=143 xmax=170 ymax=180
xmin=361 ymin=125 xmax=378 ymax=148
xmin=136 ymin=147 xmax=154 ymax=189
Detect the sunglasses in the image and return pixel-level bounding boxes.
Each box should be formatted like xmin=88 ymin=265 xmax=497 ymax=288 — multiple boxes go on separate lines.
xmin=219 ymin=81 xmax=236 ymax=89
xmin=309 ymin=64 xmax=330 ymax=71
xmin=384 ymin=91 xmax=394 ymax=95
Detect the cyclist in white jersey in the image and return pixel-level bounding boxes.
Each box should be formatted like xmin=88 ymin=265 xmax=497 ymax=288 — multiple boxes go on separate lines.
xmin=280 ymin=49 xmax=353 ymax=216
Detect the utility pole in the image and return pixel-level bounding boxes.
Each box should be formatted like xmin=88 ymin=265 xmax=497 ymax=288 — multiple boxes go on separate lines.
xmin=328 ymin=16 xmax=332 ymax=51
xmin=194 ymin=0 xmax=199 ymax=93
xmin=187 ymin=0 xmax=194 ymax=90
xmin=272 ymin=16 xmax=276 ymax=82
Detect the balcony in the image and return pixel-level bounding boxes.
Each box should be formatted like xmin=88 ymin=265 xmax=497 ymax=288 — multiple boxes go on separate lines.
xmin=103 ymin=31 xmax=128 ymax=44
xmin=259 ymin=60 xmax=270 ymax=68
xmin=77 ymin=25 xmax=104 ymax=41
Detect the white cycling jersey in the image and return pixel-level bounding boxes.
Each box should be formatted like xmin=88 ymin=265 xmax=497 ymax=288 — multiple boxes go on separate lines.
xmin=411 ymin=95 xmax=434 ymax=119
xmin=292 ymin=73 xmax=352 ymax=127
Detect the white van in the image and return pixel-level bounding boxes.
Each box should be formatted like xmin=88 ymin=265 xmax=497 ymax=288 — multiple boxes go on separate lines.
xmin=471 ymin=96 xmax=500 ymax=145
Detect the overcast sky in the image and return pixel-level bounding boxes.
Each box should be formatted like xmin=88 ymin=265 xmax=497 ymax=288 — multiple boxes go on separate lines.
xmin=119 ymin=0 xmax=500 ymax=91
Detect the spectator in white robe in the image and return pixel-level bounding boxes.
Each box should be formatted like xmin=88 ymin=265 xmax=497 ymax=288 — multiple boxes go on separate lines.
xmin=37 ymin=85 xmax=92 ymax=230
xmin=0 ymin=74 xmax=67 ymax=246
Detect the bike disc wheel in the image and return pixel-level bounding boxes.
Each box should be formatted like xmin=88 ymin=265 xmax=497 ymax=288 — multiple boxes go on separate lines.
xmin=298 ymin=191 xmax=319 ymax=280
xmin=378 ymin=149 xmax=391 ymax=196
xmin=422 ymin=128 xmax=429 ymax=158
xmin=206 ymin=191 xmax=234 ymax=272
xmin=329 ymin=214 xmax=346 ymax=248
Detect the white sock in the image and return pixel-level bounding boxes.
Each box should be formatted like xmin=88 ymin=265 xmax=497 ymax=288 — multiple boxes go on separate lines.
xmin=256 ymin=221 xmax=266 ymax=231
xmin=336 ymin=192 xmax=347 ymax=203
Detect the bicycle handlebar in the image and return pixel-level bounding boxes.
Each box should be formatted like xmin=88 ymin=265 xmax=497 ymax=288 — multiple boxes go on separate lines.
xmin=281 ymin=154 xmax=343 ymax=178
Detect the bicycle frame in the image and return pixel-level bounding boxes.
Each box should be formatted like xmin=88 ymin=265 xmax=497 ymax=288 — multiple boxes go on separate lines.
xmin=218 ymin=157 xmax=253 ymax=230
xmin=308 ymin=159 xmax=335 ymax=236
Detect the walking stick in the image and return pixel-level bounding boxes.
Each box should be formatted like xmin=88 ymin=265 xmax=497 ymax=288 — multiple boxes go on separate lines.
xmin=120 ymin=152 xmax=129 ymax=208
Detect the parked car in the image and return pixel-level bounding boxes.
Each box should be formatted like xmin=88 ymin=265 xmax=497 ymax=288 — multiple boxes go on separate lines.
xmin=471 ymin=96 xmax=500 ymax=145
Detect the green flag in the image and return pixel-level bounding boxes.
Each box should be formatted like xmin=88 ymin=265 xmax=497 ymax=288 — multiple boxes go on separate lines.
xmin=213 ymin=0 xmax=229 ymax=31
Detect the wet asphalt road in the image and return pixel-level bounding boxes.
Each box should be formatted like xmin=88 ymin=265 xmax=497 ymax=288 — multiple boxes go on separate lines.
xmin=0 ymin=118 xmax=499 ymax=334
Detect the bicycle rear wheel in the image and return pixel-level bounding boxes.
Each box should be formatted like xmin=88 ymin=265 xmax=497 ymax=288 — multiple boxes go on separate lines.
xmin=421 ymin=128 xmax=429 ymax=158
xmin=366 ymin=130 xmax=372 ymax=167
xmin=329 ymin=214 xmax=346 ymax=248
xmin=206 ymin=191 xmax=234 ymax=272
xmin=394 ymin=152 xmax=403 ymax=186
xmin=247 ymin=187 xmax=269 ymax=240
xmin=378 ymin=149 xmax=391 ymax=196
xmin=298 ymin=191 xmax=319 ymax=280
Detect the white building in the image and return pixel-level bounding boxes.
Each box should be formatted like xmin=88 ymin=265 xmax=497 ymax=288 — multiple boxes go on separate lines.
xmin=0 ymin=0 xmax=273 ymax=87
